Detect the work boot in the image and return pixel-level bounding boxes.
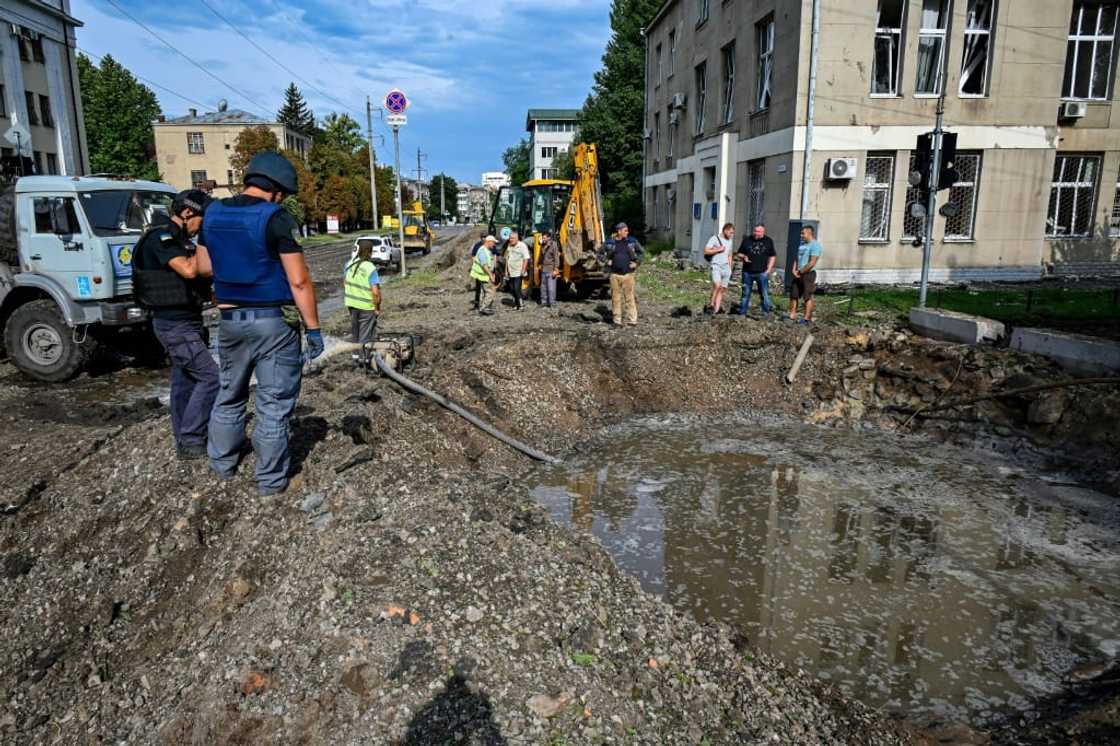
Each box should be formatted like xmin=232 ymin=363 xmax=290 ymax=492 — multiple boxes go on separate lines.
xmin=177 ymin=442 xmax=207 ymax=461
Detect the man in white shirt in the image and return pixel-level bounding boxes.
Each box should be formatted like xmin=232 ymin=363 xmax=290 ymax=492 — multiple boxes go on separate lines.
xmin=504 ymin=230 xmax=531 ymax=311
xmin=703 ymin=223 xmax=735 ymax=315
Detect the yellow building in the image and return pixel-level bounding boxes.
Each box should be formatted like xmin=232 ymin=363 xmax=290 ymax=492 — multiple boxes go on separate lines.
xmin=153 ymin=107 xmax=310 ymax=197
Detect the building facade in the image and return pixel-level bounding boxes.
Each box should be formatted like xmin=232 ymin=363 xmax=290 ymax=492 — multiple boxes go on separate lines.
xmin=457 ymin=183 xmax=493 ymax=224
xmin=643 ymin=0 xmax=1120 ymax=282
xmin=153 ymin=108 xmax=310 ymax=196
xmin=0 ymin=1 xmax=89 ymax=180
xmin=526 ymin=109 xmax=580 ymax=180
xmin=481 ymin=171 xmax=510 ymax=190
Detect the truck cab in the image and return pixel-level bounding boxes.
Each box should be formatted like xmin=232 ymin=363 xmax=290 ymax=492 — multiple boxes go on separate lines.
xmin=0 ymin=176 xmax=177 ymax=381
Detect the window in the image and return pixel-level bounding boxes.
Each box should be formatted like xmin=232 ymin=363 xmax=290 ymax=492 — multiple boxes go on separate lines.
xmin=33 ymin=197 xmax=80 ymax=235
xmin=656 ymin=44 xmax=663 ymax=86
xmin=860 ymin=153 xmax=895 ymax=241
xmin=17 ymin=36 xmax=30 ymax=62
xmin=916 ymin=0 xmax=951 ymax=95
xmin=698 ymin=0 xmax=710 ymax=25
xmin=24 ymin=92 xmax=38 ymax=126
xmin=1111 ymin=166 xmax=1120 ymax=237
xmin=756 ymin=19 xmax=774 ymax=110
xmin=667 ymin=106 xmax=675 ymax=159
xmin=0 ymin=86 xmax=5 ymax=117
xmin=39 ymin=95 xmax=53 ymax=128
xmin=187 ymin=132 xmax=205 ymax=154
xmin=694 ymin=62 xmax=707 ymax=134
xmin=654 ymin=113 xmax=661 ymax=162
xmin=903 ymin=154 xmax=926 ymax=239
xmin=46 ymin=152 xmax=58 ymax=175
xmin=541 ymin=146 xmax=558 ymax=158
xmin=1046 ymin=154 xmax=1101 ymax=237
xmin=669 ymin=31 xmax=676 ymax=76
xmin=31 ymin=37 xmax=45 ymax=64
xmin=190 ymin=170 xmax=208 ymax=188
xmin=227 ymin=169 xmax=234 ymax=185
xmin=747 ymin=160 xmax=765 ymax=228
xmin=721 ymin=43 xmax=736 ymax=124
xmin=873 ymin=0 xmax=906 ymax=95
xmin=541 ymin=168 xmax=557 ymax=179
xmin=944 ymin=153 xmax=982 ymax=239
xmin=32 ymin=151 xmax=42 ymax=175
xmin=1063 ymin=2 xmax=1119 ymax=100
xmin=960 ymin=0 xmax=996 ymax=96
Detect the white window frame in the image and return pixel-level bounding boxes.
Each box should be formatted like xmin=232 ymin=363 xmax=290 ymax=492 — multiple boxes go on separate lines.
xmin=187 ymin=132 xmax=205 ymax=155
xmin=872 ymin=0 xmax=906 ymax=97
xmin=960 ymin=0 xmax=996 ymax=97
xmin=756 ymin=18 xmax=774 ymax=110
xmin=1063 ymin=1 xmax=1119 ymax=101
xmin=859 ymin=153 xmax=895 ymax=242
xmin=541 ymin=146 xmax=558 ymax=158
xmin=695 ymin=61 xmax=707 ymax=135
xmin=1046 ymin=154 xmax=1102 ymax=238
xmin=944 ymin=152 xmax=983 ymax=241
xmin=190 ymin=169 xmax=208 ymax=188
xmin=721 ymin=42 xmax=736 ymax=124
xmin=915 ymin=0 xmax=952 ymax=97
xmin=668 ymin=30 xmax=676 ymax=77
xmin=1111 ymin=165 xmax=1120 ymax=237
xmin=697 ymin=0 xmax=710 ymax=26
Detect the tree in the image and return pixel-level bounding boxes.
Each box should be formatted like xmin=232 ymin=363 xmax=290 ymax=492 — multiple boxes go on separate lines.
xmin=428 ymin=173 xmax=458 ymax=220
xmin=230 ymin=126 xmax=280 ymax=186
xmin=550 ymin=149 xmax=576 ymax=181
xmin=317 ymin=113 xmax=364 ymax=153
xmin=375 ymin=164 xmax=398 ymax=228
xmin=577 ymin=0 xmax=660 ymax=234
xmin=77 ymin=54 xmax=160 ymax=180
xmin=502 ymin=139 xmax=531 ymax=186
xmin=277 ymin=83 xmax=315 ymax=137
xmin=281 ymin=149 xmax=317 ymax=225
xmin=319 ymin=174 xmax=357 ymax=227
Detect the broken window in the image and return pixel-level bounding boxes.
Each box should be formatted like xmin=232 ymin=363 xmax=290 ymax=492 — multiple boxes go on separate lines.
xmin=960 ymin=0 xmax=996 ymax=96
xmin=721 ymin=43 xmax=736 ymax=124
xmin=872 ymin=0 xmax=905 ymax=95
xmin=860 ymin=153 xmax=895 ymax=241
xmin=916 ymin=0 xmax=952 ymax=95
xmin=756 ymin=18 xmax=774 ymax=110
xmin=748 ymin=160 xmax=765 ymax=228
xmin=944 ymin=153 xmax=982 ymax=239
xmin=695 ymin=61 xmax=707 ymax=135
xmin=1046 ymin=154 xmax=1101 ymax=237
xmin=1110 ymin=165 xmax=1120 ymax=237
xmin=1063 ymin=1 xmax=1119 ymax=100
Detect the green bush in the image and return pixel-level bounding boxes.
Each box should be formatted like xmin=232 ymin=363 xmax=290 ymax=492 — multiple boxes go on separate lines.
xmin=644 ymin=239 xmax=675 ymax=257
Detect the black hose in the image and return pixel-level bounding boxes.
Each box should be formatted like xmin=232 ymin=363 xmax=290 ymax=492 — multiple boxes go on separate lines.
xmin=373 ymin=353 xmax=561 ymax=464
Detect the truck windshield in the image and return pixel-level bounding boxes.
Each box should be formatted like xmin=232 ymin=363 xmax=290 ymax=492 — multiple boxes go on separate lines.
xmin=78 ymin=190 xmax=174 ymax=236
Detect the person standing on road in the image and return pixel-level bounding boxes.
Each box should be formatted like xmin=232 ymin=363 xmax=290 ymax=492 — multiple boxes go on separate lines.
xmin=505 ymin=230 xmax=530 ymax=311
xmin=470 ymin=232 xmax=486 ymax=309
xmin=789 ymin=225 xmax=821 ymax=325
xmin=343 ymin=242 xmax=382 ymax=369
xmin=703 ymin=223 xmax=735 ymax=315
xmin=132 ymin=189 xmax=218 ymax=460
xmin=471 ymin=235 xmax=499 ymax=315
xmin=736 ymin=223 xmax=777 ymax=317
xmin=605 ymin=222 xmax=644 ymax=327
xmin=539 ymin=231 xmax=560 ymax=308
xmin=196 ymin=151 xmax=323 ymax=496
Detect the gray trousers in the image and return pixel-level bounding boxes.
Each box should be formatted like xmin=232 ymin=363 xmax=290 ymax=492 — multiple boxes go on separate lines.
xmin=541 ymin=271 xmax=558 ymax=305
xmin=208 ymin=313 xmax=302 ymax=494
xmin=349 ymin=308 xmax=378 ymax=365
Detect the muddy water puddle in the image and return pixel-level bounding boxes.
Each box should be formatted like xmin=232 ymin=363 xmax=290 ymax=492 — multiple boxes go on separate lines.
xmin=531 ymin=416 xmax=1120 ymax=727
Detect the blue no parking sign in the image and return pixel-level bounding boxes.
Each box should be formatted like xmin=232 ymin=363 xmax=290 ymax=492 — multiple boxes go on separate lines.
xmin=385 ymin=89 xmax=409 ymax=114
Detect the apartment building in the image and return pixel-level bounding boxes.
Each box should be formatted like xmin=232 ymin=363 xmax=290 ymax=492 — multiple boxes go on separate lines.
xmin=457 ymin=183 xmax=493 ymax=224
xmin=526 ymin=109 xmax=580 ymax=180
xmin=643 ymin=0 xmax=1120 ymax=282
xmin=0 ymin=1 xmax=89 ymax=180
xmin=153 ymin=107 xmax=310 ymax=196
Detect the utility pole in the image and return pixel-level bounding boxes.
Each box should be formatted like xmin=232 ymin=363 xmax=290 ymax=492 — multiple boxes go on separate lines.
xmin=365 ymin=96 xmax=379 ymax=231
xmin=439 ymin=174 xmax=445 ymax=223
xmin=918 ymin=20 xmax=954 ymax=308
xmin=415 ymin=148 xmax=428 ymax=209
xmin=393 ymin=125 xmax=407 ymax=277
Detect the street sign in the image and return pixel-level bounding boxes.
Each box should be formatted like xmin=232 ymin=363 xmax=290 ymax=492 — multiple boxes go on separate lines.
xmin=327 ymin=214 xmax=340 ymax=234
xmin=2 ymin=123 xmax=32 ymax=157
xmin=386 ymin=113 xmax=407 ymax=127
xmin=384 ymin=89 xmax=409 ymax=114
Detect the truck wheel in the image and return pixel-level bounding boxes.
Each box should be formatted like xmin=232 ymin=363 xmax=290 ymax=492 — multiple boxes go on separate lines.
xmin=0 ymin=186 xmax=18 ymax=266
xmin=4 ymin=300 xmax=93 ymax=382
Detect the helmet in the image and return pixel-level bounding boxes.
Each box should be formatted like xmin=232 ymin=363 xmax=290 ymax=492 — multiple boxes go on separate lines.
xmin=172 ymin=189 xmax=211 ymax=218
xmin=244 ymin=151 xmax=299 ymax=195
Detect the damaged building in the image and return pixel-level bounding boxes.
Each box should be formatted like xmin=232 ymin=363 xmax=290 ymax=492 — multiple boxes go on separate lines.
xmin=642 ymin=0 xmax=1120 ymax=282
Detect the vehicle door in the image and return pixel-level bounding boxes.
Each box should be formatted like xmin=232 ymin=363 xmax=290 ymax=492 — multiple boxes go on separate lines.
xmin=23 ymin=194 xmax=100 ymax=301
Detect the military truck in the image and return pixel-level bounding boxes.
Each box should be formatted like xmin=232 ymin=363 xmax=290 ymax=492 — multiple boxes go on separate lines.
xmin=0 ymin=175 xmax=177 ymax=382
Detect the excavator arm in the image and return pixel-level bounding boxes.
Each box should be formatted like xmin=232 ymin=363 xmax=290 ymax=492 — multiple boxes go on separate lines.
xmin=558 ymin=143 xmax=606 ymax=273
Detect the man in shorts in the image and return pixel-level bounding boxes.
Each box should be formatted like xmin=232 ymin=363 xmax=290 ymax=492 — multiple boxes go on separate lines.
xmin=789 ymin=224 xmax=821 ymax=325
xmin=703 ymin=222 xmax=735 ymax=315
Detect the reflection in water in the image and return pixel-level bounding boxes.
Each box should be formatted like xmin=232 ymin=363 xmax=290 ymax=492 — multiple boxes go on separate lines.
xmin=530 ymin=418 xmax=1120 ymax=727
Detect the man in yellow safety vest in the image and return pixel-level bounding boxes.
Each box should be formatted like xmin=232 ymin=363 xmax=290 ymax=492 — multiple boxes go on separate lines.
xmin=471 ymin=234 xmax=498 ymax=316
xmin=344 ymin=241 xmax=382 ymax=368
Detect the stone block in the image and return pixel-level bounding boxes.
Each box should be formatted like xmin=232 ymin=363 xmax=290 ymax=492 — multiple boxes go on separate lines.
xmin=909 ymin=308 xmax=1006 ymax=345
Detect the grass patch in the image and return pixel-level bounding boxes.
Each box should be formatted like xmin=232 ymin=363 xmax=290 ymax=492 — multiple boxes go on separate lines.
xmin=394 ymin=268 xmax=442 ymax=289
xmin=570 ymin=651 xmax=597 ymax=667
xmin=644 ymin=239 xmax=675 ymax=257
xmin=641 ymin=262 xmax=711 ymax=307
xmin=834 ymin=286 xmax=1120 ymax=325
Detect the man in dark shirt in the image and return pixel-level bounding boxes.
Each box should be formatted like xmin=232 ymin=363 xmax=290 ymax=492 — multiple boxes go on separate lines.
xmin=734 ymin=223 xmax=777 ymax=316
xmin=605 ymin=222 xmax=644 ymax=326
xmin=132 ymin=189 xmax=218 ymax=460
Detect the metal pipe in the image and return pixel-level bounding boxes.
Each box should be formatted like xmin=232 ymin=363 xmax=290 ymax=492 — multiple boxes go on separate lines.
xmin=799 ymin=0 xmax=821 ymax=220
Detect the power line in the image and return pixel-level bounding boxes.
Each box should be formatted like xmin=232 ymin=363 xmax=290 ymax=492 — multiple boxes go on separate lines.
xmin=101 ymin=0 xmax=273 ymax=117
xmin=76 ymin=46 xmax=211 ymax=110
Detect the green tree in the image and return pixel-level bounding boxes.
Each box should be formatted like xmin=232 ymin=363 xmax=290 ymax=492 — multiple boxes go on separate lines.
xmin=375 ymin=164 xmax=398 ymax=228
xmin=77 ymin=54 xmax=160 ymax=180
xmin=319 ymin=174 xmax=357 ymax=226
xmin=428 ymin=173 xmax=458 ymax=220
xmin=282 ymin=149 xmax=317 ymax=225
xmin=277 ymin=83 xmax=315 ymax=137
xmin=577 ymin=0 xmax=660 ymax=233
xmin=502 ymin=139 xmax=530 ymax=185
xmin=550 ymin=149 xmax=576 ymax=180
xmin=317 ymin=113 xmax=364 ymax=153
xmin=230 ymin=125 xmax=280 ymax=186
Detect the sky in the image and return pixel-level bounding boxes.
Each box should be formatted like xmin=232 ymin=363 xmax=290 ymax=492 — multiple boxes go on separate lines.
xmin=70 ymin=0 xmax=612 ymax=184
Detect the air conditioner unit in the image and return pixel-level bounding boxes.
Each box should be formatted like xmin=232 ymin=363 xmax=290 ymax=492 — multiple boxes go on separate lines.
xmin=1060 ymin=101 xmax=1087 ymax=120
xmin=826 ymin=157 xmax=858 ymax=180
xmin=670 ymin=93 xmax=687 ymax=109
xmin=668 ymin=110 xmax=681 ymax=125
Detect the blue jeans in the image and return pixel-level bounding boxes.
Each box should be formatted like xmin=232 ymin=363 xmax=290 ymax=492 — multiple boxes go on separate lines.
xmin=739 ymin=271 xmax=772 ymax=314
xmin=152 ymin=318 xmax=219 ymax=447
xmin=208 ymin=311 xmax=302 ymax=493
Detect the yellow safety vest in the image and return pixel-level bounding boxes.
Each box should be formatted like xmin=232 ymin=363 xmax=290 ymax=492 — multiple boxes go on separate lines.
xmin=470 ymin=246 xmax=492 ymax=282
xmin=344 ymin=260 xmax=377 ymax=310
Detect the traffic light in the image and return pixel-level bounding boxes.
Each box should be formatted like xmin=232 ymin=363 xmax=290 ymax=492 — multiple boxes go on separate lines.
xmin=938 ymin=132 xmax=959 ymax=191
xmin=910 ymin=132 xmax=959 ymax=192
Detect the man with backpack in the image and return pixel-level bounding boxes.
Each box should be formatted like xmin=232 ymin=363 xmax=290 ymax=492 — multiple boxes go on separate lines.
xmin=703 ymin=222 xmax=735 ymax=315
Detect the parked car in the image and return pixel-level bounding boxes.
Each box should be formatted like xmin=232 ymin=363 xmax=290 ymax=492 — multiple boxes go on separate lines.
xmin=351 ymin=235 xmax=401 ymax=272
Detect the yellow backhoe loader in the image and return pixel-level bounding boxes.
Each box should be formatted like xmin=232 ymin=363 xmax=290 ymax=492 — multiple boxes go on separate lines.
xmin=487 ymin=143 xmax=607 ymax=299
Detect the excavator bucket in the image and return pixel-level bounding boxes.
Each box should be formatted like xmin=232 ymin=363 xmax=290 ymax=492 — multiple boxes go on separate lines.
xmin=561 ymin=144 xmax=605 ymax=268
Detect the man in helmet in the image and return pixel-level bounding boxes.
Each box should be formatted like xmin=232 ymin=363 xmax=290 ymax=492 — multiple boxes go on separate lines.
xmin=132 ymin=189 xmax=218 ymax=460
xmin=196 ymin=151 xmax=322 ymax=495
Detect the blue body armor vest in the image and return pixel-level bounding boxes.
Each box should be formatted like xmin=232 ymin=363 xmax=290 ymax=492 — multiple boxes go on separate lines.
xmin=202 ymin=200 xmax=293 ymax=305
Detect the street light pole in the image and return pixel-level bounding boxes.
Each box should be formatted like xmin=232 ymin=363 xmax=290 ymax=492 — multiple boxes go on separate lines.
xmin=394 ymin=125 xmax=407 ymax=277
xmin=366 ymin=96 xmax=379 ymax=231
xmin=439 ymin=175 xmax=445 ymax=223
